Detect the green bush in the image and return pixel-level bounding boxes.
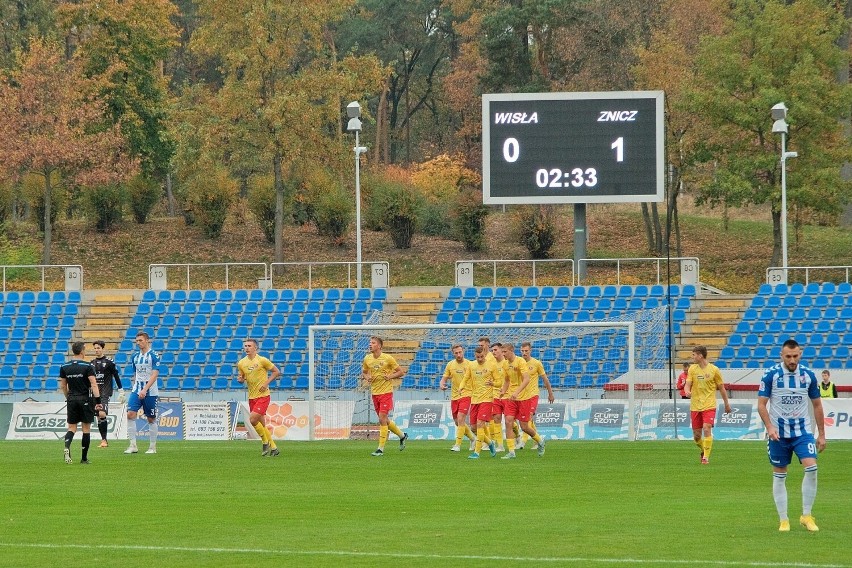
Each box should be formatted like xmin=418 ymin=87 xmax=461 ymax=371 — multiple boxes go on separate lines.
xmin=420 ymin=200 xmax=453 ymax=238
xmin=186 ymin=167 xmax=237 ymax=239
xmin=314 ymin=184 xmax=352 ymax=244
xmin=454 ymin=190 xmax=489 ymax=252
xmin=247 ymin=175 xmax=277 ymax=243
xmin=515 ymin=205 xmax=556 ymax=259
xmin=367 ymin=175 xmax=424 ymax=249
xmin=85 ymin=183 xmax=126 ymax=233
xmin=127 ymin=175 xmax=161 ymax=224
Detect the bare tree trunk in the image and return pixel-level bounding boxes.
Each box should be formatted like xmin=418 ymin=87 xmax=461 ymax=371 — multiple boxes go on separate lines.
xmin=273 ymin=151 xmax=284 ymax=263
xmin=771 ymin=207 xmax=782 ymax=267
xmin=165 ymin=172 xmax=175 ymax=217
xmin=651 ymin=202 xmax=662 ymax=254
xmin=641 ymin=203 xmax=654 ymax=252
xmin=375 ymin=78 xmax=388 ymax=165
xmin=42 ymin=172 xmax=52 ymax=265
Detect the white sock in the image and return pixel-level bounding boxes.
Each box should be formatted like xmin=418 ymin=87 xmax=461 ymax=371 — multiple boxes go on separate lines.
xmin=127 ymin=418 xmax=137 ymax=445
xmin=773 ymin=472 xmax=788 ymax=521
xmin=802 ymin=465 xmax=818 ymax=516
xmin=149 ymin=421 xmax=158 ymax=446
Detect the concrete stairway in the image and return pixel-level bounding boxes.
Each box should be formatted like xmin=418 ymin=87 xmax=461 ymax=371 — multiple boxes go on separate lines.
xmin=379 ymin=288 xmax=445 ymax=365
xmin=76 ymin=290 xmax=139 ymax=352
xmin=675 ymin=294 xmax=752 ymax=363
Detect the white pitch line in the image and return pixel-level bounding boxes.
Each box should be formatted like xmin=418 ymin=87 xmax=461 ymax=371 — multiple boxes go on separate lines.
xmin=0 ymin=542 xmax=848 ymax=568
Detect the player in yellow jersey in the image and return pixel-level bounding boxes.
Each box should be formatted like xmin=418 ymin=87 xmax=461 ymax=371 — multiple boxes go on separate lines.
xmin=518 ymin=342 xmax=555 ymax=453
xmin=489 ymin=342 xmax=509 ymax=452
xmin=439 ymin=344 xmax=475 ymax=452
xmin=498 ymin=343 xmax=545 ymax=458
xmin=237 ymin=339 xmax=282 ymax=457
xmin=458 ymin=346 xmax=497 ymax=459
xmin=684 ymin=345 xmax=731 ymax=464
xmin=363 ymin=336 xmax=408 ymax=456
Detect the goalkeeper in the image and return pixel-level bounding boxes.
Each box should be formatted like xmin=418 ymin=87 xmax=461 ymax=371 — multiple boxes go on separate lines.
xmin=59 ymin=342 xmax=101 ymax=465
xmin=91 ymin=340 xmax=124 ymax=448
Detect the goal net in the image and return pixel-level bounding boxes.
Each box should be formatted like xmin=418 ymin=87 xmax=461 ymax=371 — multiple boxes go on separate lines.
xmin=305 ymin=306 xmax=672 ymax=440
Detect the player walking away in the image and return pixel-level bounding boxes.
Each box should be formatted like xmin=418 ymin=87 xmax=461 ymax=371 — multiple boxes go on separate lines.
xmin=125 ymin=331 xmax=160 ymax=455
xmin=819 ymin=370 xmax=837 ymax=398
xmin=684 ymin=345 xmax=731 ymax=464
xmin=59 ymin=342 xmax=101 ymax=464
xmin=91 ymin=340 xmax=124 ymax=448
xmin=757 ymin=339 xmax=826 ymax=532
xmin=518 ymin=342 xmax=555 ymax=451
xmin=439 ymin=344 xmax=475 ymax=452
xmin=676 ymin=362 xmax=690 ymax=400
xmin=489 ymin=342 xmax=509 ymax=452
xmin=459 ymin=346 xmax=497 ymax=459
xmin=498 ymin=343 xmax=545 ymax=458
xmin=362 ymin=336 xmax=407 ymax=456
xmin=237 ymin=338 xmax=282 ymax=457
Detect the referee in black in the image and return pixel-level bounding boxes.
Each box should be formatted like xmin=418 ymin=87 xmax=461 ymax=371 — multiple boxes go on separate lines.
xmin=91 ymin=340 xmax=123 ymax=447
xmin=59 ymin=342 xmax=101 ymax=464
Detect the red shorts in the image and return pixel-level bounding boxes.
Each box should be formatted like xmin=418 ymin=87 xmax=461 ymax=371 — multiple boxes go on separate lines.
xmin=372 ymin=392 xmax=394 ymax=415
xmin=691 ymin=409 xmax=716 ymax=429
xmin=451 ymin=397 xmax=471 ymax=420
xmin=491 ymin=398 xmax=505 ymax=417
xmin=517 ymin=395 xmax=539 ymax=423
xmin=503 ymin=398 xmax=520 ymax=418
xmin=470 ymin=402 xmax=494 ymax=424
xmin=249 ymin=395 xmax=271 ymax=415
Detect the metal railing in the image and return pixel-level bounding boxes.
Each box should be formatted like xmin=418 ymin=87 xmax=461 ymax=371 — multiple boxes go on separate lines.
xmin=148 ymin=263 xmax=268 ymax=290
xmin=577 ymin=257 xmax=699 ymax=286
xmin=454 ymin=259 xmax=575 ymax=287
xmin=765 ymin=265 xmax=852 ymax=286
xmin=270 ymin=261 xmax=390 ymax=289
xmin=0 ymin=264 xmax=83 ymax=291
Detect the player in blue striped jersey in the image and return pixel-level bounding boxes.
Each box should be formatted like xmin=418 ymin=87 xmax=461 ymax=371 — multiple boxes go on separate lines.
xmin=125 ymin=331 xmax=161 ymax=455
xmin=757 ymin=339 xmax=825 ymax=533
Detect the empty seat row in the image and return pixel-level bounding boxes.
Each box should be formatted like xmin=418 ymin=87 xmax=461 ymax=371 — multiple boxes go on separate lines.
xmin=757 ymin=282 xmax=851 ymax=296
xmin=751 ymin=294 xmax=852 ymax=309
xmin=0 ymin=315 xmax=77 ymax=328
xmin=743 ymin=307 xmax=852 ymax=322
xmin=141 ymin=288 xmax=387 ymax=303
xmin=136 ymin=300 xmax=381 ymax=317
xmin=735 ymin=320 xmax=851 ymax=335
xmin=0 ymin=290 xmax=80 ymax=303
xmin=441 ymin=296 xmax=689 ymax=313
xmin=448 ymin=284 xmax=696 ymax=301
xmin=1 ymin=304 xmax=79 ymax=317
xmin=0 ymin=328 xmax=74 ymax=341
xmin=730 ymin=332 xmax=852 ymax=347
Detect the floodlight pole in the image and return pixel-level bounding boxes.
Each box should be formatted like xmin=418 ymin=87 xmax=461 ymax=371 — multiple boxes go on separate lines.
xmin=771 ymin=103 xmax=797 ymax=285
xmin=347 ymin=102 xmax=366 ymax=288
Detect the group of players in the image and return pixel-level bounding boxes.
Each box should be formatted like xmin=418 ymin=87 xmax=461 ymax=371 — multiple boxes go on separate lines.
xmin=58 ymin=328 xmax=827 ymax=533
xmin=361 ymin=335 xmax=554 ymax=459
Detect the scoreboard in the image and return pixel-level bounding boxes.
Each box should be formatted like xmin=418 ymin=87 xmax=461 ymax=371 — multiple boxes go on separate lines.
xmin=482 ymin=91 xmax=665 ymax=204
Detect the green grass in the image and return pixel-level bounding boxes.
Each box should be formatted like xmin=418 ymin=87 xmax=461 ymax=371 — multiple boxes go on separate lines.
xmin=1 ymin=440 xmax=850 ymax=567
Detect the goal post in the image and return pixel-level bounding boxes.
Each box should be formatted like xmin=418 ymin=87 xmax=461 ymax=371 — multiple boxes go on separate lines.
xmin=306 ymin=319 xmax=659 ymax=441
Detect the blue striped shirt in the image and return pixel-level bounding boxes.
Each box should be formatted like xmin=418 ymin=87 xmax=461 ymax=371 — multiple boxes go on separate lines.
xmin=758 ymin=363 xmax=819 ymax=438
xmin=131 ymin=349 xmax=161 ymax=396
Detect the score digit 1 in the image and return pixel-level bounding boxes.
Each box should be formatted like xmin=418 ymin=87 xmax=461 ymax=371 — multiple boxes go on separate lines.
xmin=611 ymin=137 xmax=623 ymax=162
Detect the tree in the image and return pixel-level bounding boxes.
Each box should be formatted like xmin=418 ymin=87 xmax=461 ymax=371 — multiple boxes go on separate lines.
xmin=688 ymin=0 xmax=852 ymax=266
xmin=634 ymin=0 xmax=729 ymax=255
xmin=0 ymin=38 xmax=136 ymax=264
xmin=335 ymin=0 xmax=460 ymax=164
xmin=59 ymin=0 xmax=179 ymax=183
xmin=188 ymin=0 xmax=384 ymax=262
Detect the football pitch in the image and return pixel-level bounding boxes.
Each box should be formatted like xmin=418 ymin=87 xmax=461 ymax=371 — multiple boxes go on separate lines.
xmin=1 ymin=439 xmax=849 ymax=568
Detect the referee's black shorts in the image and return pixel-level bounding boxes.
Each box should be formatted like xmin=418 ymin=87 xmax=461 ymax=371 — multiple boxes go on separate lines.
xmin=66 ymin=398 xmax=95 ymax=425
